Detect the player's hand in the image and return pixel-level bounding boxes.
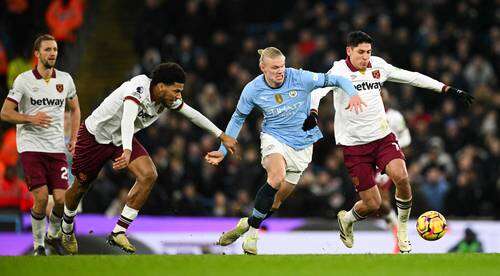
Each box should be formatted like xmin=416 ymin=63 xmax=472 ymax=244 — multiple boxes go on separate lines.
xmin=302 ymin=109 xmax=318 ymax=131
xmin=30 ymin=112 xmax=52 ymax=128
xmin=205 ymin=150 xmax=225 ymax=166
xmin=113 ymin=149 xmax=131 ymax=170
xmin=446 ymin=86 xmax=474 ymax=107
xmin=219 ymin=133 xmax=238 ymax=155
xmin=67 ymin=138 xmax=77 ymax=155
xmin=345 ymin=95 xmax=367 ymax=114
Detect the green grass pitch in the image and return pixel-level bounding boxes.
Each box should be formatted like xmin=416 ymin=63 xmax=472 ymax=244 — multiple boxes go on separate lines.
xmin=1 ymin=254 xmax=499 ymax=276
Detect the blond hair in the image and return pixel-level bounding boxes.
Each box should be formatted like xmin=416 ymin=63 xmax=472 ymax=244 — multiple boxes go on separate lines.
xmin=258 ymin=47 xmax=285 ymax=63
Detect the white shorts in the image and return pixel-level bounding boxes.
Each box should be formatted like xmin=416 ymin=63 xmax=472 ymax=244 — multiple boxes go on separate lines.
xmin=260 ymin=133 xmax=313 ymax=185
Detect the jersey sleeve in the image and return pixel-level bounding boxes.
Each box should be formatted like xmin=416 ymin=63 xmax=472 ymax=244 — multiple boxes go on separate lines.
xmin=377 ymin=57 xmax=445 ymax=92
xmin=66 ymin=75 xmax=77 ymax=99
xmin=298 ymin=69 xmax=327 ymax=92
xmin=169 ymin=99 xmax=184 ymax=110
xmin=235 ymin=84 xmax=255 ymax=115
xmin=310 ymin=87 xmax=332 ymax=110
xmin=7 ymin=75 xmax=25 ymax=104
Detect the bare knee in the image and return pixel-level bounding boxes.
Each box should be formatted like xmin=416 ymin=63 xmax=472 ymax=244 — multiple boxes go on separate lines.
xmin=267 ymin=171 xmax=285 ymax=188
xmin=137 ymin=169 xmax=158 ymax=186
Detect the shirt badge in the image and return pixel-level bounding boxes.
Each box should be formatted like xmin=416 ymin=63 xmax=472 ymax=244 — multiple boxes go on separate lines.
xmin=274 ymin=94 xmax=283 ymax=104
xmin=372 ymin=70 xmax=381 ymax=79
xmin=289 ymin=90 xmax=297 ymax=98
xmin=56 ymin=84 xmax=64 ymax=93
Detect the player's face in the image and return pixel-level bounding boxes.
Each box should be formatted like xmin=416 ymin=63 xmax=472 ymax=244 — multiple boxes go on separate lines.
xmin=347 ymin=43 xmax=372 ymax=70
xmin=260 ymin=56 xmax=286 ymax=87
xmin=157 ymin=82 xmax=184 ymax=106
xmin=36 ymin=40 xmax=58 ymax=69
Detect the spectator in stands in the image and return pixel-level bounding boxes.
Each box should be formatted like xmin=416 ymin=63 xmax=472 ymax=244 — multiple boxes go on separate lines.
xmin=45 ymin=0 xmax=84 ymax=44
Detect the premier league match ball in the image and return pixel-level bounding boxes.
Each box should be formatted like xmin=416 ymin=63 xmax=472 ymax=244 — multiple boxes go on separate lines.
xmin=416 ymin=211 xmax=448 ymax=241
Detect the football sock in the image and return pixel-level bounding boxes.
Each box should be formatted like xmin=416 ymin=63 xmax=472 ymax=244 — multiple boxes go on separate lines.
xmin=395 ymin=197 xmax=412 ymax=224
xmin=47 ymin=210 xmax=62 ymax=238
xmin=113 ymin=205 xmax=139 ymax=233
xmin=31 ymin=210 xmax=46 ymax=249
xmin=395 ymin=197 xmax=412 ymax=238
xmin=248 ymin=183 xmax=278 ymax=229
xmin=61 ymin=205 xmax=77 ymax=234
xmin=345 ymin=208 xmax=366 ymax=224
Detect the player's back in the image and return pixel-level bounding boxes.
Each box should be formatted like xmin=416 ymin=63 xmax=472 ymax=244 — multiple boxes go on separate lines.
xmin=8 ymin=69 xmax=76 ymax=153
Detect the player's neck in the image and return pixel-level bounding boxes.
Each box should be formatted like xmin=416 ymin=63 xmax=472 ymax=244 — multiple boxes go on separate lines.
xmin=36 ymin=64 xmax=54 ymax=80
xmin=263 ymin=75 xmax=284 ymax=89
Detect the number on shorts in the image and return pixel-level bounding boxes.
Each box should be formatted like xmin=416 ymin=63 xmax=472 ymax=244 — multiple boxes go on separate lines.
xmin=392 ymin=142 xmax=400 ymax=151
xmin=61 ymin=167 xmax=68 ymax=180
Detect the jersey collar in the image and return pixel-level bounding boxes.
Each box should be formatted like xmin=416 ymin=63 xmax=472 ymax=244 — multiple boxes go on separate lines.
xmin=345 ymin=57 xmax=371 ymax=72
xmin=262 ymin=70 xmax=286 ymax=90
xmin=32 ymin=68 xmax=56 ymax=79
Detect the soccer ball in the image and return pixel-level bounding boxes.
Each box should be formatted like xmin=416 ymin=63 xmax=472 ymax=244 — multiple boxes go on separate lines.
xmin=416 ymin=211 xmax=448 ymax=241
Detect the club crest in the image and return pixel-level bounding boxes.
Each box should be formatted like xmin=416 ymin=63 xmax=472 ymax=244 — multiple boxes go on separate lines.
xmin=372 ymin=70 xmax=380 ymax=79
xmin=289 ymin=90 xmax=297 ymax=98
xmin=56 ymin=84 xmax=64 ymax=93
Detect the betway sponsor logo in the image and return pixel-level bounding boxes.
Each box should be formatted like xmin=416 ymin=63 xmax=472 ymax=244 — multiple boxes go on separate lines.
xmin=30 ymin=97 xmax=64 ymax=107
xmin=355 ymin=81 xmax=382 ymax=91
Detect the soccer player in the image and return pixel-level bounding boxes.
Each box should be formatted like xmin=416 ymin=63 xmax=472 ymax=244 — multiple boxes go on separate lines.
xmin=308 ymin=31 xmax=473 ymax=253
xmin=205 ymin=47 xmax=362 ymax=254
xmin=60 ymin=62 xmax=238 ymax=254
xmin=0 ymin=34 xmax=81 ymax=256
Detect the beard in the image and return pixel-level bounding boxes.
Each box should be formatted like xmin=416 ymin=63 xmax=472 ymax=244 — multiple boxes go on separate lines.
xmin=41 ymin=59 xmax=56 ymax=69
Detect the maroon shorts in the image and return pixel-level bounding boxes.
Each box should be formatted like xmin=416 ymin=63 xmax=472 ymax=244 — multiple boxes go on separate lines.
xmin=71 ymin=124 xmax=149 ymax=185
xmin=342 ymin=133 xmax=404 ymax=192
xmin=19 ymin=152 xmax=69 ymax=193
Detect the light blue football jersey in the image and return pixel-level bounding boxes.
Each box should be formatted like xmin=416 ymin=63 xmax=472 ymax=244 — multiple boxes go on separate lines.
xmin=220 ymin=67 xmax=356 ymax=154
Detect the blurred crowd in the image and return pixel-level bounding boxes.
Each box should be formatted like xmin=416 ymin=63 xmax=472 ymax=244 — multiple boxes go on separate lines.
xmin=1 ymin=0 xmax=499 ymax=219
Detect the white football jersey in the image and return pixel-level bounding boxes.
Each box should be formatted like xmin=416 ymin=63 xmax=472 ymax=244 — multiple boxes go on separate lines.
xmin=7 ymin=69 xmax=77 ymax=153
xmin=85 ymin=74 xmax=182 ymax=146
xmin=311 ymin=56 xmax=444 ymax=146
xmin=386 ymin=108 xmax=411 ymax=148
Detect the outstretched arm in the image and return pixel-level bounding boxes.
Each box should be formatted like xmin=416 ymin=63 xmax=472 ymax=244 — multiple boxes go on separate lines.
xmin=177 ymin=103 xmax=237 ymax=154
xmin=217 ymin=109 xmax=247 ymax=156
xmin=386 ymin=63 xmax=473 ymax=106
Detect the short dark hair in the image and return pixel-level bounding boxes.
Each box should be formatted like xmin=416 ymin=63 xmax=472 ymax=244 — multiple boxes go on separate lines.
xmin=33 ymin=34 xmax=56 ymax=52
xmin=150 ymin=62 xmax=186 ymax=86
xmin=347 ymin=31 xmax=373 ymax=47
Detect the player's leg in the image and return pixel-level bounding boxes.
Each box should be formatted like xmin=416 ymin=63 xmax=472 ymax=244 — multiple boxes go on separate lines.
xmin=19 ymin=152 xmax=49 ymax=255
xmin=267 ymin=181 xmax=296 ymax=218
xmin=240 ymin=153 xmax=285 ymax=254
xmin=385 ymin=158 xmax=412 ymax=253
xmin=30 ymin=186 xmax=49 ymax=255
xmin=60 ymin=177 xmax=92 ymax=254
xmin=107 ymin=154 xmax=157 ymax=253
xmin=337 ymin=160 xmax=380 ymax=248
xmin=44 ymin=188 xmax=65 ymax=255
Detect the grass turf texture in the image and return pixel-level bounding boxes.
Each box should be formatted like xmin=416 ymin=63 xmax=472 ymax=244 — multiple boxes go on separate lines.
xmin=1 ymin=254 xmax=499 ymax=276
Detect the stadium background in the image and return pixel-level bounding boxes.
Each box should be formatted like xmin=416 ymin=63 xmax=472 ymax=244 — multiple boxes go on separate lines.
xmin=0 ymin=0 xmax=499 ymax=256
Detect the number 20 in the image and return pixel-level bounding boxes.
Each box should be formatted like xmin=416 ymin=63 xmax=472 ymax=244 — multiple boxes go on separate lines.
xmin=61 ymin=167 xmax=68 ymax=180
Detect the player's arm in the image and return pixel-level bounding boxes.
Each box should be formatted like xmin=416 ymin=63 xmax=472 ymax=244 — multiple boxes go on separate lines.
xmin=66 ymin=96 xmax=81 ymax=155
xmin=0 ymin=98 xmax=52 ymax=127
xmin=113 ymin=98 xmax=139 ymax=170
xmin=302 ymin=69 xmax=366 ymax=114
xmin=384 ymin=61 xmax=474 ymax=106
xmin=175 ymin=102 xmax=237 ymax=154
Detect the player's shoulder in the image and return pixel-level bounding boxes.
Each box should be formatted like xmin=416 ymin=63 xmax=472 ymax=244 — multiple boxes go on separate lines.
xmin=370 ymin=56 xmax=389 ymax=67
xmin=129 ymin=74 xmax=150 ymax=85
xmin=15 ymin=70 xmax=34 ymax=81
xmin=54 ymin=69 xmax=75 ymax=81
xmin=328 ymin=60 xmax=350 ymax=75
